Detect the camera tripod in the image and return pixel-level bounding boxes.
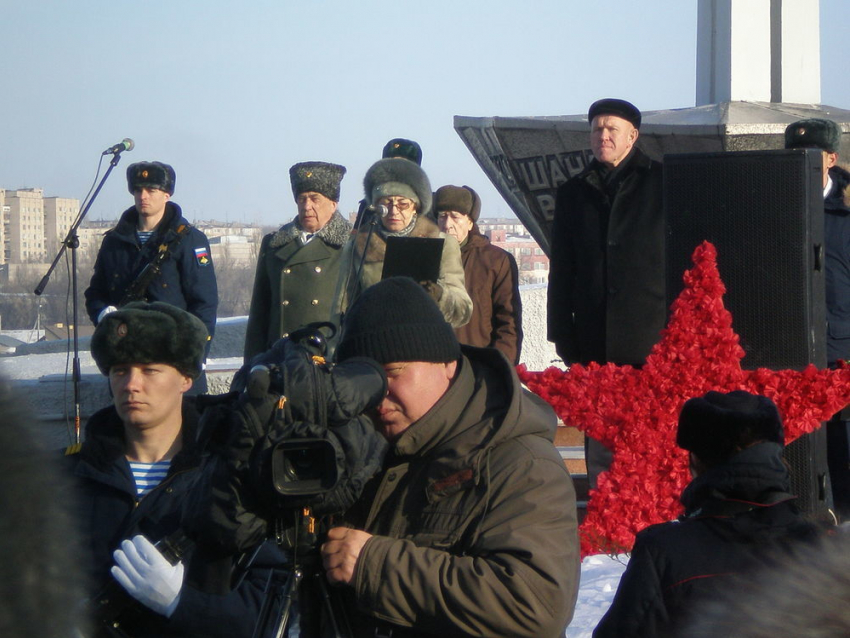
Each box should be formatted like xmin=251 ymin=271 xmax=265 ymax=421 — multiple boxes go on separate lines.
xmin=251 ymin=508 xmax=353 ymax=638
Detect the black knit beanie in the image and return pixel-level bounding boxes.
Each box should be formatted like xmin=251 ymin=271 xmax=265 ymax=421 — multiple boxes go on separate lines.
xmin=90 ymin=301 xmax=209 ymax=379
xmin=336 ymin=277 xmax=460 ymax=365
xmin=677 ymin=390 xmax=784 ymax=465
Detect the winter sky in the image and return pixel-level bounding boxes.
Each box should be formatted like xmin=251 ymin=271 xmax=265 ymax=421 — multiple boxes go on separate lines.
xmin=3 ymin=0 xmax=850 ymax=226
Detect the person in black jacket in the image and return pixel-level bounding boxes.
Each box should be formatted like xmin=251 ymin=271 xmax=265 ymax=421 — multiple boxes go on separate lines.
xmin=547 ymin=99 xmax=665 ymax=489
xmin=67 ymin=302 xmax=281 ymax=638
xmin=786 ymin=118 xmax=850 ymax=520
xmin=85 ymin=161 xmax=218 ymax=392
xmin=593 ymin=391 xmax=821 ymax=638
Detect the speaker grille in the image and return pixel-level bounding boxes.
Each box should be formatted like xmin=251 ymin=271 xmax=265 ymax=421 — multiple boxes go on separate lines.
xmin=665 ymin=149 xmax=825 ymax=370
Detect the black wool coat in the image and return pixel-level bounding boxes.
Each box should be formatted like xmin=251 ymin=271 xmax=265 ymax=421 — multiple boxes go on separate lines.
xmin=824 ymin=165 xmax=850 ymax=364
xmin=592 ymin=443 xmax=821 ymax=638
xmin=547 ymin=147 xmax=666 ymax=366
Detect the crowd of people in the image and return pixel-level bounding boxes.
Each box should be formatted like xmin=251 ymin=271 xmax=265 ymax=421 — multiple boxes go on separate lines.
xmin=4 ymin=102 xmax=850 ymax=637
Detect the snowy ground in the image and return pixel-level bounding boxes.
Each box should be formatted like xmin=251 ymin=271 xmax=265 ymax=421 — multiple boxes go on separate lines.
xmin=567 ymin=555 xmax=626 ymax=636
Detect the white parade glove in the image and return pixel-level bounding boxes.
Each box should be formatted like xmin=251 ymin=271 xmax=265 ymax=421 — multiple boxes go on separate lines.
xmin=97 ymin=306 xmax=118 ymax=324
xmin=111 ymin=535 xmax=185 ymax=618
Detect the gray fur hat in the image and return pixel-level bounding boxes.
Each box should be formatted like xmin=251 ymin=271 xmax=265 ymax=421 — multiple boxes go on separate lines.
xmin=289 ymin=161 xmax=346 ymax=202
xmin=363 ymin=158 xmax=433 ymax=215
xmin=90 ymin=302 xmax=209 ymax=379
xmin=785 ymin=118 xmax=842 ymax=154
xmin=127 ymin=162 xmax=176 ymax=195
xmin=677 ymin=390 xmax=784 ymax=465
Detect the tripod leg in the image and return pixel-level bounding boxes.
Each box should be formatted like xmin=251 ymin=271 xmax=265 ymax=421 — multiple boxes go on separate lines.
xmin=272 ymin=568 xmax=302 ymax=638
xmin=314 ymin=571 xmax=353 ymax=638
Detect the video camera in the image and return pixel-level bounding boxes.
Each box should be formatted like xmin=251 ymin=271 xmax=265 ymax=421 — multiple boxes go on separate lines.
xmin=186 ymin=323 xmax=389 ymax=555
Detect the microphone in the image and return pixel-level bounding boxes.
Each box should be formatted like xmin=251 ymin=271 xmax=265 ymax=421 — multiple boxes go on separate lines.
xmin=364 ymin=204 xmax=389 ymax=217
xmin=102 ymin=138 xmax=135 ymax=155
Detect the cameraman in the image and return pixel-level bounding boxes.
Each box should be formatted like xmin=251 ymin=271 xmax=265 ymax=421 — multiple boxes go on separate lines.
xmin=321 ymin=277 xmax=580 ymax=638
xmin=66 ymin=302 xmax=281 ymax=637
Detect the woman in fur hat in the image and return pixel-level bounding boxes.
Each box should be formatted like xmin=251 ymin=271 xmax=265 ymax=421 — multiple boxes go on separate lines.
xmin=333 ymin=158 xmax=472 ymax=328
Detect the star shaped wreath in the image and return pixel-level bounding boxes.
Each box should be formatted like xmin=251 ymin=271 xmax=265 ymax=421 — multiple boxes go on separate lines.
xmin=520 ymin=242 xmax=850 ymax=557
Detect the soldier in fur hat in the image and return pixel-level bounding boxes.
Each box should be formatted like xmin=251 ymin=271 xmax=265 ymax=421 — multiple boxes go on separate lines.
xmin=333 ymin=158 xmax=472 ymax=329
xmin=67 ymin=302 xmax=285 ymax=637
xmin=84 ymin=161 xmax=218 ymax=393
xmin=243 ymin=161 xmax=352 ymax=362
xmin=785 ymin=118 xmax=850 ymax=519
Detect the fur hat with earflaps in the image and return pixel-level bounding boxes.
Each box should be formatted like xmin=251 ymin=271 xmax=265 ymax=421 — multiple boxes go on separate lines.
xmin=90 ymin=302 xmax=208 ymax=379
xmin=363 ymin=158 xmax=433 ymax=216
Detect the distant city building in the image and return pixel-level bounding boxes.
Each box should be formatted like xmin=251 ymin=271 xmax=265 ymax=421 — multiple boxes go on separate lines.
xmin=3 ymin=188 xmax=47 ymax=264
xmin=43 ymin=196 xmax=80 ymax=257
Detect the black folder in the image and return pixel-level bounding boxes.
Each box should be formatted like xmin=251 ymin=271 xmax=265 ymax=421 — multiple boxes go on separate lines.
xmin=381 ymin=236 xmax=444 ymax=282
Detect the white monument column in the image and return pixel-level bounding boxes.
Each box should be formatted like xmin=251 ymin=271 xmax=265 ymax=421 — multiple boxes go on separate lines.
xmin=696 ymin=0 xmax=820 ymax=106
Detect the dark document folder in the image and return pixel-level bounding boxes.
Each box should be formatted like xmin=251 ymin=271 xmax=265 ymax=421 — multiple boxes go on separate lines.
xmin=381 ymin=236 xmax=445 ymax=282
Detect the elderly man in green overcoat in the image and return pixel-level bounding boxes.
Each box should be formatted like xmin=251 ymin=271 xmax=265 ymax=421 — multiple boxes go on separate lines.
xmin=244 ymin=161 xmax=351 ymax=362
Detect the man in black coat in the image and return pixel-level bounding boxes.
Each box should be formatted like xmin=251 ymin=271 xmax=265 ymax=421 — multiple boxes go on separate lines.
xmin=85 ymin=161 xmax=218 ymax=392
xmin=547 ymin=98 xmax=666 ymax=487
xmin=786 ymin=118 xmax=850 ymax=520
xmin=593 ymin=391 xmax=820 ymax=638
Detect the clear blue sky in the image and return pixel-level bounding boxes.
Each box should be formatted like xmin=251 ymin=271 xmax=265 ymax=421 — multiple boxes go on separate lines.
xmin=2 ymin=0 xmax=848 ymax=225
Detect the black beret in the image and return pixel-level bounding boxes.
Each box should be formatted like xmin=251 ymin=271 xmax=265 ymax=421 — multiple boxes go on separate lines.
xmin=784 ymin=118 xmax=842 ymax=153
xmin=90 ymin=302 xmax=209 ymax=379
xmin=289 ymin=161 xmax=346 ymax=202
xmin=677 ymin=391 xmax=784 ymax=464
xmin=588 ymin=98 xmax=642 ymax=129
xmin=127 ymin=161 xmax=176 ymax=195
xmin=434 ymin=185 xmax=482 ymax=222
xmin=382 ymin=138 xmax=423 ymax=166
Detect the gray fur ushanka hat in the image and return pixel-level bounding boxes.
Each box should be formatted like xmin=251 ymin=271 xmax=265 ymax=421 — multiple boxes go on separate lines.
xmin=363 ymin=158 xmax=433 ymax=215
xmin=289 ymin=161 xmax=346 ymax=202
xmin=90 ymin=302 xmax=209 ymax=379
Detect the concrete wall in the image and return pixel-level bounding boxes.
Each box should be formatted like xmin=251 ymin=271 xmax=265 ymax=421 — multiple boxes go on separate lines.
xmin=3 ymin=284 xmax=563 ymax=448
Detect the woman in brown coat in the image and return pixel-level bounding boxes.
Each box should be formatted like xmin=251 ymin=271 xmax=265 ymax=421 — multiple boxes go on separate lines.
xmin=435 ymin=185 xmax=523 ymax=364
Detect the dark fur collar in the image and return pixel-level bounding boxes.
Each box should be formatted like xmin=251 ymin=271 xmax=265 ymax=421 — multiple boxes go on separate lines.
xmin=269 ymin=210 xmax=351 ymax=249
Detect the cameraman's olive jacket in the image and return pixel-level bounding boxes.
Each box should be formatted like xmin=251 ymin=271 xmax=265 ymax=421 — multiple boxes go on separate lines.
xmin=342 ymin=346 xmax=580 ymax=638
xmin=243 ymin=211 xmax=351 ymax=362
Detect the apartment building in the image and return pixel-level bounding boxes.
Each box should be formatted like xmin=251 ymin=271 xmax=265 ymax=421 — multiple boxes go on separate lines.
xmin=3 ymin=188 xmax=46 ymax=264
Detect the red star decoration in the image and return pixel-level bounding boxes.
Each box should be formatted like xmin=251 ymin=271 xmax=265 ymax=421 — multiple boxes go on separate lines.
xmin=520 ymin=242 xmax=850 ymax=556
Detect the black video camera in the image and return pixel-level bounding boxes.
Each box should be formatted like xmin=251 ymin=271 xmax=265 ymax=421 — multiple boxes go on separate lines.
xmin=186 ymin=324 xmax=389 ymax=555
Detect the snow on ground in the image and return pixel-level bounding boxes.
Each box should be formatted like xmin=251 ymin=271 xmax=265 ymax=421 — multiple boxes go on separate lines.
xmin=567 ymin=555 xmax=627 ymax=636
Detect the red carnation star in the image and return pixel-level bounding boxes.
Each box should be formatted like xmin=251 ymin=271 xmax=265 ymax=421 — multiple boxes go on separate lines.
xmin=520 ymin=242 xmax=850 ymax=556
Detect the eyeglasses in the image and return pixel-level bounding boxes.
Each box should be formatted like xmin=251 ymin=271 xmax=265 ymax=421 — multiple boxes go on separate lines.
xmin=378 ymin=198 xmax=414 ymax=213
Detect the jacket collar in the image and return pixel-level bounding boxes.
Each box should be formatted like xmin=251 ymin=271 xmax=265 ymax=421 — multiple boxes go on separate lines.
xmin=269 ymin=210 xmax=351 ymax=249
xmin=113 ymin=201 xmax=186 ymax=240
xmin=79 ymin=396 xmax=204 ymax=474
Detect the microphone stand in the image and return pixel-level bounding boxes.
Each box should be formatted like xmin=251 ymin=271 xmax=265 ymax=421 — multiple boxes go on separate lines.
xmin=34 ymin=151 xmax=126 ymax=445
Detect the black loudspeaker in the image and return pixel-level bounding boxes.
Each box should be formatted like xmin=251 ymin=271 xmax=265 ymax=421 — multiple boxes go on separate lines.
xmin=664 ymin=148 xmax=829 ymax=518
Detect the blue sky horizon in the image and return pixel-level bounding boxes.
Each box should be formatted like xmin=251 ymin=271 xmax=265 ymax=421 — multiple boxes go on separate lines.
xmin=2 ymin=0 xmax=848 ymax=225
